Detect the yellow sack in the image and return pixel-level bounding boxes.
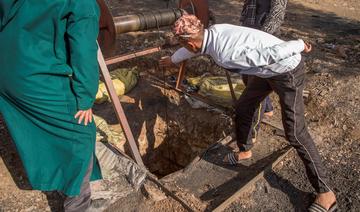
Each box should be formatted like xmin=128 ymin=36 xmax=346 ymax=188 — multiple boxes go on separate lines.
xmin=95 ymin=67 xmax=139 ymax=104
xmin=188 ymin=75 xmax=245 ymax=107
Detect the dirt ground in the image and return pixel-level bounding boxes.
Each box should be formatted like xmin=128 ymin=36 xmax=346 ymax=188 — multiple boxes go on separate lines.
xmin=1 ymin=0 xmax=360 ymax=211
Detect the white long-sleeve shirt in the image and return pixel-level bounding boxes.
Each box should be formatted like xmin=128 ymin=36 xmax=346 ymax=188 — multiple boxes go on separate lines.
xmin=171 ymin=24 xmax=304 ymax=78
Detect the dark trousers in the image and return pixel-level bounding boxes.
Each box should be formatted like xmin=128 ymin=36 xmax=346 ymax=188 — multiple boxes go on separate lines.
xmin=235 ymin=60 xmax=331 ymax=193
xmin=64 ymin=157 xmax=93 ymax=212
xmin=242 ymin=75 xmax=273 ymax=139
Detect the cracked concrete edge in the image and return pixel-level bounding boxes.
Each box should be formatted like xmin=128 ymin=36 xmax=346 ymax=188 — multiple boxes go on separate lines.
xmin=146 ymin=174 xmax=196 ymax=212
xmin=93 ymin=141 xmax=195 ymax=211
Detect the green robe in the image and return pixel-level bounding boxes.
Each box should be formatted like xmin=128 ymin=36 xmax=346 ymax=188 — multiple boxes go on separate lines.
xmin=0 ymin=0 xmax=102 ymax=196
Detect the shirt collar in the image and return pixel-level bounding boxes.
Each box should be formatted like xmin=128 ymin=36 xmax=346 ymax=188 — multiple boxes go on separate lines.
xmin=201 ymin=29 xmax=209 ymax=54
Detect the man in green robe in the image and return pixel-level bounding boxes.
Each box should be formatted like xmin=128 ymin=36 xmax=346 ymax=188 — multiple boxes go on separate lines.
xmin=0 ymin=0 xmax=102 ymax=210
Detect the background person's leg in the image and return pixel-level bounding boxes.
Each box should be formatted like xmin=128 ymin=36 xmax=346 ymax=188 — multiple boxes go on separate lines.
xmin=64 ymin=156 xmax=93 ymax=212
xmin=264 ymin=96 xmax=274 ymax=113
xmin=251 ymin=99 xmax=266 ymax=140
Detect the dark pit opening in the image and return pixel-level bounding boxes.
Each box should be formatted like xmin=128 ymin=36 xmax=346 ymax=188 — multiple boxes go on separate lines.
xmin=93 ymin=74 xmax=232 ymax=177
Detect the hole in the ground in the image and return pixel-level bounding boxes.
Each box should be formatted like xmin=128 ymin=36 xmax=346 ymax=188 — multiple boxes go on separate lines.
xmin=93 ymin=74 xmax=233 ymax=177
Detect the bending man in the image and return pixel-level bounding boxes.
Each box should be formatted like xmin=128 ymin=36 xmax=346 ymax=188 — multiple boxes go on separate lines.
xmin=159 ymin=15 xmax=336 ymax=211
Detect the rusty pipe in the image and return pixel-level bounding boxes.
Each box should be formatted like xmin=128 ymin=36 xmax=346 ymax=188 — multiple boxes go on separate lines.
xmin=105 ymin=47 xmax=161 ymax=65
xmin=113 ymin=9 xmax=183 ymax=34
xmin=96 ymin=0 xmax=209 ymax=55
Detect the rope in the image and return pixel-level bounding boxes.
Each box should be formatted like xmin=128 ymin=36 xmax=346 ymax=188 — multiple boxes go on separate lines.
xmin=153 ymin=9 xmax=172 ymax=172
xmin=161 ymin=62 xmax=172 ymax=172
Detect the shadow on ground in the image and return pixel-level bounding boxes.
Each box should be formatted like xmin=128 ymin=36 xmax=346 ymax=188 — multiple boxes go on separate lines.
xmin=200 ymin=146 xmax=293 ymax=211
xmin=0 ymin=117 xmax=63 ymax=211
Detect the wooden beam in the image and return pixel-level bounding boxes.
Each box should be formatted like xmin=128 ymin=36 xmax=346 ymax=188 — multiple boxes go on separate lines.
xmin=97 ymin=45 xmax=144 ymax=167
xmin=175 ymin=61 xmax=187 ymax=91
xmin=105 ymin=47 xmax=161 ymax=65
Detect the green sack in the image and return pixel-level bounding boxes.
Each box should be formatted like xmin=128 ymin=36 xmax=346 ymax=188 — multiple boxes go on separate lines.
xmin=95 ymin=67 xmax=139 ymax=104
xmin=188 ymin=75 xmax=245 ymax=107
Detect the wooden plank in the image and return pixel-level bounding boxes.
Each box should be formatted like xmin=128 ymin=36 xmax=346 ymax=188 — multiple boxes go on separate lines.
xmin=97 ymin=45 xmax=144 ymax=167
xmin=212 ymin=146 xmax=293 ymax=212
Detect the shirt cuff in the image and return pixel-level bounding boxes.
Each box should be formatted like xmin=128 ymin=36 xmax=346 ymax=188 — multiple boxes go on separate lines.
xmin=171 ymin=47 xmax=196 ymax=64
xmin=171 ymin=48 xmax=185 ymax=64
xmin=170 ymin=54 xmax=179 ymax=64
xmin=293 ymin=39 xmax=305 ymax=53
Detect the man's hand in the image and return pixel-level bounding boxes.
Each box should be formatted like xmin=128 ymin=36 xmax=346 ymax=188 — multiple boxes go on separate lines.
xmin=159 ymin=56 xmax=174 ymax=68
xmin=75 ymin=108 xmax=93 ymax=126
xmin=303 ymin=42 xmax=312 ymax=53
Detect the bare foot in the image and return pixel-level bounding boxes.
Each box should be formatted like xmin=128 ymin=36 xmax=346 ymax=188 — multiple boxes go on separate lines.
xmin=314 ymin=191 xmax=336 ymax=210
xmin=223 ymin=150 xmax=252 ymax=163
xmin=264 ymin=110 xmax=274 ymax=117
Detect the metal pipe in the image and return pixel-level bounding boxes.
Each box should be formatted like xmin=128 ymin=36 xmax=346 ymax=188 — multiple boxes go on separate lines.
xmin=113 ymin=9 xmax=183 ymax=34
xmin=105 ymin=47 xmax=161 ymax=65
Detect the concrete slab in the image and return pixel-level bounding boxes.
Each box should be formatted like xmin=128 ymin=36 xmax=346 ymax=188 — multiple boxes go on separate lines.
xmin=161 ymin=130 xmax=289 ymax=211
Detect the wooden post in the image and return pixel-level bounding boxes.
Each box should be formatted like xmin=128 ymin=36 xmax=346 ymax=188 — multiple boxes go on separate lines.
xmin=175 ymin=61 xmax=187 ymax=91
xmin=97 ymin=45 xmax=144 ymax=167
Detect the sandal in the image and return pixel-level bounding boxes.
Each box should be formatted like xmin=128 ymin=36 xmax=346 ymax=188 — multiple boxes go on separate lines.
xmin=225 ymin=152 xmax=240 ymax=166
xmin=308 ymin=202 xmax=337 ymax=212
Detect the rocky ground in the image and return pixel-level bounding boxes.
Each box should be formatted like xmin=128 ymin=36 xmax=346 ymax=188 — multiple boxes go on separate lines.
xmin=1 ymin=0 xmax=360 ymax=211
xmin=220 ymin=0 xmax=360 ymax=211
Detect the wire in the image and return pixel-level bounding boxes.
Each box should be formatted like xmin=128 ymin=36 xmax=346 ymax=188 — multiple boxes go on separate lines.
xmin=154 ymin=9 xmax=172 ymax=172
xmin=161 ymin=62 xmax=172 ymax=172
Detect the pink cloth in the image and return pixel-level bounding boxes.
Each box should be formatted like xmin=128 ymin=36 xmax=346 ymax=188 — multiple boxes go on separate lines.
xmin=173 ymin=14 xmax=203 ymax=36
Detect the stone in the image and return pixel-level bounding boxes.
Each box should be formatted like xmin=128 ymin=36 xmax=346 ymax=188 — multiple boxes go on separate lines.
xmin=24 ymin=206 xmax=36 ymax=212
xmin=336 ymin=45 xmax=348 ymax=58
xmin=342 ymin=125 xmax=348 ymax=131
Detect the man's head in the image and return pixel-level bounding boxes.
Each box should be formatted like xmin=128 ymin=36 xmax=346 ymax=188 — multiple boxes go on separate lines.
xmin=173 ymin=14 xmax=204 ymax=53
